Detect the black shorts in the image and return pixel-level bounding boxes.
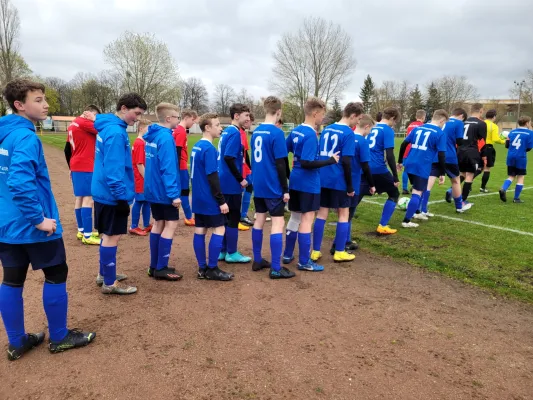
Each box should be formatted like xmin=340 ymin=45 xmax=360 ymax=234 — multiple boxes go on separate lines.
xmin=483 ymin=145 xmax=496 ymax=168
xmin=458 ymin=148 xmax=481 ymax=173
xmin=0 ymin=238 xmax=66 ymax=270
xmin=408 ymin=174 xmax=429 ymax=192
xmin=254 ymin=197 xmax=285 ymax=217
xmin=320 ymin=188 xmax=351 ymax=209
xmin=223 ymin=193 xmax=243 ymax=225
xmin=95 ymin=201 xmax=129 ymax=236
xmin=508 ymin=166 xmax=527 ymax=176
xmin=195 ymin=213 xmax=227 ymax=228
xmin=349 ymin=195 xmax=360 ymax=208
xmin=430 ymin=163 xmax=460 ymax=179
xmin=151 ymin=203 xmax=180 ymax=221
xmin=360 ymin=172 xmax=399 ymax=199
xmin=288 ymin=189 xmax=320 ymax=213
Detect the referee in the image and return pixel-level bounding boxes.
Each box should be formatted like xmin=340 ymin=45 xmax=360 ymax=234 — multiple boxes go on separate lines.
xmin=481 ymin=109 xmax=506 ymax=192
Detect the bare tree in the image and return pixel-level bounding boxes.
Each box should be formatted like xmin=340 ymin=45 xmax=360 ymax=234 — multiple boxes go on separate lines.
xmin=435 ymin=75 xmax=479 ymax=111
xmin=371 ymin=80 xmax=410 ymax=128
xmin=181 ymin=77 xmax=209 ymax=114
xmin=271 ymin=17 xmax=356 ymax=121
xmin=0 ymin=0 xmax=22 ymax=85
xmin=510 ymin=70 xmax=533 ymax=117
xmin=213 ymin=83 xmax=236 ymax=116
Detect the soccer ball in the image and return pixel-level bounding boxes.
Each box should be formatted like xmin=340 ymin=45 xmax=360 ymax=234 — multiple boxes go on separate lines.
xmin=500 ymin=131 xmax=510 ymax=140
xmin=398 ymin=197 xmax=410 ymax=210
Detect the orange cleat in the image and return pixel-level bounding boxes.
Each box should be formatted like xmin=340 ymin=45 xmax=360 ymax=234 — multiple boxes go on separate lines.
xmin=143 ymin=225 xmax=153 ymax=233
xmin=129 ymin=227 xmax=148 ymax=236
xmin=184 ymin=218 xmax=196 ymax=227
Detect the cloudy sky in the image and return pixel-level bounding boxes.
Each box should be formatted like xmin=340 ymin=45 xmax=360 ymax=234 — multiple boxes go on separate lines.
xmin=16 ymin=0 xmax=533 ymax=103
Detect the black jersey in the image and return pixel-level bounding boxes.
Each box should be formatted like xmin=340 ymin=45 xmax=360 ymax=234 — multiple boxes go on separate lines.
xmin=461 ymin=117 xmax=487 ymax=151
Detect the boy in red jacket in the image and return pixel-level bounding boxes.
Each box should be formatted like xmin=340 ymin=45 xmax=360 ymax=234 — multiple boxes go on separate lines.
xmin=402 ymin=109 xmax=426 ymax=194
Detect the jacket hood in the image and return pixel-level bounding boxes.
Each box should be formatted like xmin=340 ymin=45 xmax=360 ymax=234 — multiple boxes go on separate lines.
xmin=94 ymin=113 xmax=127 ymax=132
xmin=0 ymin=114 xmax=36 ymax=144
xmin=143 ymin=124 xmax=171 ymax=142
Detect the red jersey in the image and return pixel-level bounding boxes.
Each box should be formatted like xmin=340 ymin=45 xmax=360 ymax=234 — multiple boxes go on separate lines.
xmin=68 ymin=116 xmax=98 ymax=172
xmin=240 ymin=128 xmax=251 ymax=177
xmin=132 ymin=137 xmax=146 ymax=193
xmin=404 ymin=121 xmax=423 ymax=158
xmin=172 ymin=125 xmax=188 ymax=170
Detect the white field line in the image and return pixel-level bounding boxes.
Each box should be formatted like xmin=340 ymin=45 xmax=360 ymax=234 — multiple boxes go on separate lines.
xmin=427 ymin=187 xmax=533 ymax=205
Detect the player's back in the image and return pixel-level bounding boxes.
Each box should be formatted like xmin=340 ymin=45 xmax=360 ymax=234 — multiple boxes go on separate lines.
xmin=217 ymin=125 xmax=242 ymax=195
xmin=507 ymin=128 xmax=533 ymax=161
xmin=68 ymin=116 xmax=97 ymax=172
xmin=404 ymin=124 xmax=446 ymax=178
xmin=287 ymin=124 xmax=320 ymax=194
xmin=352 ymin=133 xmax=370 ymax=195
xmin=366 ymin=123 xmax=395 ymax=174
xmin=191 ymin=139 xmax=220 ymax=215
xmin=318 ymin=123 xmax=355 ymax=190
xmin=461 ymin=117 xmax=486 ymax=150
xmin=172 ymin=125 xmax=188 ymax=171
xmin=442 ymin=118 xmax=464 ymax=164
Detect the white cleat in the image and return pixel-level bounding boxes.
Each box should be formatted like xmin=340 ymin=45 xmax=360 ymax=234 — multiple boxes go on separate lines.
xmin=456 ymin=202 xmax=473 ymax=213
xmin=413 ymin=213 xmax=429 ymax=221
xmin=402 ymin=221 xmax=419 ymax=228
xmin=422 ymin=212 xmax=435 ymax=218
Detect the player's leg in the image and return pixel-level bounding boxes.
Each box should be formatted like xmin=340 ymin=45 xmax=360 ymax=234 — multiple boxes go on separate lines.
xmin=180 ymin=169 xmax=194 ymax=225
xmin=153 ymin=207 xmax=182 ymax=280
xmin=403 ymin=175 xmax=425 ymax=228
xmin=332 ymin=206 xmax=355 ymax=262
xmin=193 ymin=225 xmax=208 ymax=277
xmin=241 ymin=182 xmax=254 ymax=226
xmin=481 ymin=167 xmax=491 ymax=192
xmin=462 ymin=171 xmax=475 ymax=202
xmin=283 ymin=198 xmax=301 ymax=264
xmin=266 ymin=199 xmax=294 ymax=279
xmin=251 ymin=198 xmax=269 ymax=271
xmin=346 ymin=206 xmax=358 ymax=249
xmin=377 ymin=174 xmax=399 ymax=234
xmin=297 ymin=192 xmax=324 ymax=272
xmin=499 ymin=169 xmax=515 ymax=203
xmin=74 ymin=196 xmax=83 ymax=239
xmin=149 ymin=218 xmax=164 ymax=273
xmin=203 ymin=221 xmax=233 ymax=281
xmin=130 ymin=198 xmax=142 ymax=231
xmin=402 ymin=169 xmax=409 ymax=194
xmin=514 ymin=175 xmax=525 ymax=203
xmin=80 ymin=195 xmax=98 ymax=244
xmin=142 ymin=201 xmax=152 ymax=231
xmin=225 ymin=194 xmax=251 ymax=263
xmin=311 ymin=199 xmax=329 ymax=260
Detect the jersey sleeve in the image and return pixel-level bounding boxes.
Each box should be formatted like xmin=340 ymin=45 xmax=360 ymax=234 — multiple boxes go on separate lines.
xmin=300 ymin=134 xmax=318 ymax=161
xmin=204 ymin=146 xmax=218 ymax=175
xmin=273 ymin=129 xmax=289 ymax=160
xmin=384 ymin=127 xmax=395 ymax=149
xmin=224 ymin=130 xmax=241 ymax=159
xmin=77 ymin=118 xmax=98 ymax=135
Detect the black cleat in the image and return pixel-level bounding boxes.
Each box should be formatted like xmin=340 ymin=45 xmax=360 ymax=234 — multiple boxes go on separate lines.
xmin=329 ymin=246 xmax=335 ymax=256
xmin=513 ymin=198 xmax=524 ymax=204
xmin=269 ymin=267 xmax=296 ymax=279
xmin=7 ymin=332 xmax=45 ymax=361
xmin=445 ymin=190 xmax=452 ymax=204
xmin=147 ymin=266 xmax=176 ymax=278
xmin=153 ymin=267 xmax=183 ymax=281
xmin=499 ymin=189 xmax=507 ymax=203
xmin=197 ymin=268 xmax=206 ymax=279
xmin=204 ymin=267 xmax=234 ymax=281
xmin=49 ymin=329 xmax=95 ymax=354
xmin=345 ymin=241 xmax=359 ymax=251
xmin=252 ymin=258 xmax=271 ymax=271
xmin=240 ymin=216 xmax=254 ymax=226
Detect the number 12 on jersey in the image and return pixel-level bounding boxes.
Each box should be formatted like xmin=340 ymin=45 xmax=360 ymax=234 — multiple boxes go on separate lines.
xmin=320 ymin=132 xmax=338 ymax=156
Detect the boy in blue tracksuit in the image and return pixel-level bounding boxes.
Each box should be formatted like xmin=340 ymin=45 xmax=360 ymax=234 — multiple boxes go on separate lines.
xmin=0 ymin=79 xmax=95 ymax=360
xmin=143 ymin=103 xmax=183 ymax=281
xmin=92 ymin=93 xmax=147 ymax=295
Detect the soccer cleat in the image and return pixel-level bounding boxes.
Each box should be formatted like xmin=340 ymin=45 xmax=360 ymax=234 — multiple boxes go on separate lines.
xmin=402 ymin=221 xmax=419 ymax=228
xmin=297 ymin=261 xmax=324 ymax=272
xmin=82 ymin=235 xmax=101 ymax=246
xmin=238 ymin=223 xmax=250 ymax=231
xmin=445 ymin=189 xmax=452 ymax=204
xmin=129 ymin=227 xmax=148 ymax=236
xmin=218 ymin=252 xmax=227 ymax=261
xmin=49 ymin=329 xmax=95 ymax=354
xmin=499 ymin=189 xmax=507 ymax=203
xmin=101 ymin=282 xmax=137 ymax=295
xmin=153 ymin=267 xmax=183 ymax=281
xmin=147 ymin=267 xmax=176 ymax=278
xmin=513 ymin=198 xmax=524 ymax=204
xmin=143 ymin=225 xmax=153 ymax=233
xmin=197 ymin=268 xmax=206 ymax=279
xmin=269 ymin=267 xmax=296 ymax=279
xmin=96 ymin=273 xmax=128 ymax=287
xmin=204 ymin=267 xmax=234 ymax=281
xmin=376 ymin=225 xmax=397 ymax=235
xmin=282 ymin=255 xmax=294 ymax=264
xmin=413 ymin=213 xmax=428 ymax=221
xmin=463 ymin=201 xmax=474 ymax=207
xmin=421 ymin=212 xmax=435 ymax=218
xmin=333 ymin=251 xmax=356 ymax=263
xmin=345 ymin=241 xmax=359 ymax=251
xmin=310 ymin=250 xmax=322 ymax=262
xmin=457 ymin=202 xmax=473 ymax=213
xmin=225 ymin=252 xmax=251 ymax=264
xmin=240 ymin=216 xmax=254 ymax=226
xmin=480 ymin=188 xmax=489 ymax=193
xmin=7 ymin=332 xmax=45 ymax=361
xmin=252 ymin=258 xmax=271 ymax=271
xmin=76 ymin=231 xmax=83 ymax=240
xmin=184 ymin=218 xmax=196 ymax=227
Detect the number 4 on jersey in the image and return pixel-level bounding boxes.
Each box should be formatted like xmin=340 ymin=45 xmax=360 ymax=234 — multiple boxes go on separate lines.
xmin=512 ymin=134 xmax=521 ymax=150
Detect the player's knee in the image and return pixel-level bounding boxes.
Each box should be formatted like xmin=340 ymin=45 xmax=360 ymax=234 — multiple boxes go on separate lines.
xmin=180 ymin=189 xmax=190 ymax=197
xmin=43 ymin=262 xmax=69 ymax=284
xmin=2 ymin=267 xmax=29 ymax=288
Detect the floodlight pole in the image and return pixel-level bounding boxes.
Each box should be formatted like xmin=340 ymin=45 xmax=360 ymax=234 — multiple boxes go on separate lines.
xmin=514 ymin=80 xmax=526 ymax=128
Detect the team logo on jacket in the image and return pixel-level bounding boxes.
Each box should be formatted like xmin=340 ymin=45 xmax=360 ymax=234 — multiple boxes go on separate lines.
xmin=0 ymin=148 xmax=8 ymax=156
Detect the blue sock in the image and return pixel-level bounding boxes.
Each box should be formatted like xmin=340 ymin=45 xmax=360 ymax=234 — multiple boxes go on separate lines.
xmin=75 ymin=208 xmax=83 ymax=232
xmin=347 ymin=221 xmax=352 ymax=244
xmin=298 ymin=232 xmax=311 ymax=265
xmin=284 ymin=230 xmax=298 ymax=258
xmin=0 ymin=284 xmax=25 ymax=347
xmin=402 ymin=170 xmax=409 ymax=191
xmin=142 ymin=202 xmax=151 ymax=228
xmin=270 ymin=233 xmax=283 ymax=272
xmin=221 ymin=234 xmax=227 ymax=253
xmin=380 ymin=200 xmax=397 ymax=226
xmin=334 ymin=222 xmax=349 ymax=252
xmin=454 ymin=196 xmax=463 ymax=210
xmin=100 ymin=245 xmax=117 ymax=286
xmin=241 ymin=191 xmax=252 ymax=219
xmin=502 ymin=179 xmax=512 ymax=191
xmin=515 ymin=184 xmax=523 ymax=199
xmin=43 ymin=282 xmax=68 ymax=343
xmin=181 ymin=196 xmax=192 ymax=220
xmin=405 ymin=194 xmax=421 ymax=221
xmin=98 ymin=243 xmax=103 ymax=276
xmin=149 ymin=233 xmax=161 ymax=269
xmin=421 ymin=190 xmax=431 ymax=213
xmin=81 ymin=207 xmax=92 ymax=238
xmin=313 ymin=218 xmax=326 ymax=252
xmin=208 ymin=234 xmax=224 ymax=268
xmin=252 ymin=228 xmax=263 ymax=262
xmin=193 ymin=233 xmax=206 ymax=268
xmin=157 ymin=237 xmax=173 ymax=270
xmin=131 ymin=200 xmax=142 ymax=229
xmin=226 ymin=227 xmax=238 ymax=254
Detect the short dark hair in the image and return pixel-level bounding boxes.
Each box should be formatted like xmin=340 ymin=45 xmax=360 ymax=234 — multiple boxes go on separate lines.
xmin=470 ymin=103 xmax=483 ymax=114
xmin=433 ymin=109 xmax=449 ymax=121
xmin=518 ymin=116 xmax=531 ymax=127
xmin=3 ymin=79 xmax=46 ymax=112
xmin=181 ymin=109 xmax=197 ymax=119
xmin=249 ymin=112 xmax=255 ymax=122
xmin=382 ymin=107 xmax=400 ymax=121
xmin=230 ymin=103 xmax=250 ymax=120
xmin=451 ymin=107 xmax=467 ymax=119
xmin=116 ymin=93 xmax=147 ymax=112
xmin=485 ymin=109 xmax=497 ymax=119
xmin=85 ymin=104 xmax=101 ymax=114
xmin=199 ymin=113 xmax=219 ymax=132
xmin=375 ymin=112 xmax=383 ymax=122
xmin=415 ymin=109 xmax=427 ymax=120
xmin=304 ymin=97 xmax=326 ymax=116
xmin=263 ymin=96 xmax=282 ymax=115
xmin=343 ymin=102 xmax=364 ymax=118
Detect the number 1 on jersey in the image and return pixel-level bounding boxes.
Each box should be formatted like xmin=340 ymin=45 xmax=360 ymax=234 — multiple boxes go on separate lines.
xmin=190 ymin=151 xmax=196 ymax=179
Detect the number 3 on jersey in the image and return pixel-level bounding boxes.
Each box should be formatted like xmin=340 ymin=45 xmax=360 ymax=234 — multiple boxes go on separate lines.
xmin=368 ymin=129 xmax=378 ymax=149
xmin=320 ymin=132 xmax=338 ymax=156
xmin=253 ymin=136 xmax=263 ymax=162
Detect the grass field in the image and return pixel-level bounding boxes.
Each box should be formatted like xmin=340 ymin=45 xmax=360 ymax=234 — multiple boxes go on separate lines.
xmin=40 ymin=132 xmax=533 ymax=302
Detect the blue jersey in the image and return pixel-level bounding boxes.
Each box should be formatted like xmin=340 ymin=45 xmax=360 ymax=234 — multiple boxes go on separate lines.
xmin=439 ymin=118 xmax=463 ymax=164
xmin=287 ymin=124 xmax=320 ymax=194
xmin=366 ymin=123 xmax=395 ymax=174
xmin=191 ymin=139 xmax=221 ymax=215
xmin=217 ymin=125 xmax=243 ymax=195
xmin=507 ymin=128 xmax=533 ymax=170
xmin=353 ymin=133 xmax=370 ymax=195
xmin=251 ymin=123 xmax=288 ymax=198
xmin=318 ymin=123 xmax=355 ymax=191
xmin=404 ymin=124 xmax=446 ymax=179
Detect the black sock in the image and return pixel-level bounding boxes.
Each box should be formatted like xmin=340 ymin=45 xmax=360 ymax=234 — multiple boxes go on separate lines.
xmin=462 ymin=182 xmax=472 ymax=201
xmin=481 ymin=171 xmax=490 ymax=189
xmin=460 ymin=175 xmax=465 ymax=184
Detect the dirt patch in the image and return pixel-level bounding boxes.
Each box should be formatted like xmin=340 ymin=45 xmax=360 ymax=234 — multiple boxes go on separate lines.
xmin=0 ymin=144 xmax=532 ymax=400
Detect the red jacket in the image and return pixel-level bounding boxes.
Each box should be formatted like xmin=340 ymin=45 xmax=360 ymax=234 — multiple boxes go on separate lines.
xmin=404 ymin=121 xmax=423 ymax=158
xmin=68 ymin=116 xmax=98 ymax=172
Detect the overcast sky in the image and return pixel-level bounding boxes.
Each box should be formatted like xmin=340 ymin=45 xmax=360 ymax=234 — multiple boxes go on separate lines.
xmin=16 ymin=0 xmax=533 ymax=103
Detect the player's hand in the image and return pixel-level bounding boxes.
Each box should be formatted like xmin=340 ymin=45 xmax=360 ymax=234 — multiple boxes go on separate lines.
xmin=81 ymin=111 xmax=96 ymax=121
xmin=172 ymin=198 xmax=181 ymax=208
xmin=283 ymin=192 xmax=290 ymax=203
xmin=220 ymin=203 xmax=229 ymax=214
xmin=439 ymin=175 xmax=446 ymax=185
xmin=35 ymin=218 xmax=57 ymax=236
xmin=331 ymin=152 xmax=340 ymax=163
xmin=393 ymin=181 xmax=400 ymax=188
xmin=240 ymin=179 xmax=248 ymax=188
xmin=369 ymin=187 xmax=376 ymax=195
xmin=397 ymin=164 xmax=403 ymax=172
xmin=347 ymin=191 xmax=355 ymax=197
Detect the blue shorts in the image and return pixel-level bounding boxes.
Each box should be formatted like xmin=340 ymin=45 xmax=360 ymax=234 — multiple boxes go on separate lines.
xmin=508 ymin=166 xmax=527 ymax=176
xmin=0 ymin=238 xmax=66 ymax=269
xmin=71 ymin=172 xmax=93 ymax=197
xmin=180 ymin=169 xmax=190 ymax=194
xmin=349 ymin=194 xmax=360 ymax=208
xmin=320 ymin=188 xmax=350 ymax=209
xmin=288 ymin=189 xmax=320 ymax=213
xmin=94 ymin=201 xmax=128 ymax=236
xmin=430 ymin=163 xmax=460 ymax=179
xmin=195 ymin=213 xmax=227 ymax=228
xmin=254 ymin=197 xmax=285 ymax=217
xmin=408 ymin=174 xmax=429 ymax=192
xmin=134 ymin=193 xmax=146 ymax=202
xmin=151 ymin=203 xmax=180 ymax=221
xmin=360 ymin=172 xmax=399 ymax=199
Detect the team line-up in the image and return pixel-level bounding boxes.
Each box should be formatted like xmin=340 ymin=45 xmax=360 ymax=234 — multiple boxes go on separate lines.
xmin=0 ymin=78 xmax=531 ymax=361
